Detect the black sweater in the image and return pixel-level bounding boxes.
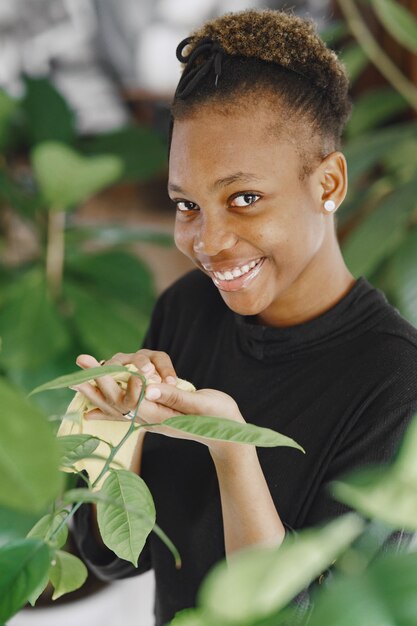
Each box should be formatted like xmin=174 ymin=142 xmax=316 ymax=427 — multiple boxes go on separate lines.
xmin=73 ymin=270 xmax=417 ymax=625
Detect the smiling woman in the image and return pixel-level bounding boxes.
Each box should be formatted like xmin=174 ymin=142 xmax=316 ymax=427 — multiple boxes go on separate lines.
xmin=71 ymin=8 xmax=417 ymax=626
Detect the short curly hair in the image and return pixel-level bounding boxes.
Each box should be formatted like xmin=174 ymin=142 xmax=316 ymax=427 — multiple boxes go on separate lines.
xmin=171 ymin=9 xmax=352 ymax=176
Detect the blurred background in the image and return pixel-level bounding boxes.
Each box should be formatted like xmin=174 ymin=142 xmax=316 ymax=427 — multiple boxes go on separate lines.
xmin=1 ymin=0 xmax=416 ymax=624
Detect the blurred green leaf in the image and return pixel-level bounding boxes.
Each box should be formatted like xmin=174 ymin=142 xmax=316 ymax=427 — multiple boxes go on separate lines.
xmin=346 ymin=87 xmax=408 ymax=138
xmin=32 ymin=142 xmax=122 ymax=210
xmin=371 ymin=0 xmax=417 ymax=55
xmin=65 ymin=281 xmax=150 ymax=359
xmin=66 ymin=250 xmax=155 ymax=314
xmin=382 ymin=137 xmax=417 ymax=178
xmin=0 ymin=89 xmax=20 ymax=152
xmin=344 ymin=123 xmax=417 ymax=187
xmin=332 ymin=414 xmax=417 ymax=530
xmin=0 ymin=377 xmax=63 ymax=513
xmin=199 ymin=514 xmax=363 ymax=624
xmin=82 ymin=125 xmax=166 ymax=182
xmin=0 ymin=168 xmax=40 ymax=217
xmin=339 ymin=42 xmax=368 ymax=83
xmin=342 ymin=178 xmax=417 ymax=276
xmin=98 ymin=469 xmax=156 ymax=565
xmin=66 ymin=224 xmax=174 ymax=248
xmin=308 ymin=552 xmax=417 ymax=626
xmin=163 ymin=415 xmax=304 ymax=450
xmin=49 ymin=549 xmax=88 ymax=600
xmin=0 ymin=270 xmax=70 ymax=371
xmin=0 ymin=538 xmax=51 ymax=622
xmin=22 ymin=76 xmax=75 ymax=145
xmin=320 ymin=20 xmax=348 ymax=45
xmin=385 ymin=228 xmax=417 ymax=326
xmin=0 ymin=507 xmax=41 ymax=548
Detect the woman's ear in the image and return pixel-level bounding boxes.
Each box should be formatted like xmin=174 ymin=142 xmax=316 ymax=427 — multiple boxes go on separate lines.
xmin=317 ymin=151 xmax=348 ymax=213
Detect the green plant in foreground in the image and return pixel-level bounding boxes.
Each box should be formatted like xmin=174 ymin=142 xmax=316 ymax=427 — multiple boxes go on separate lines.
xmin=0 ymin=368 xmax=303 ymax=622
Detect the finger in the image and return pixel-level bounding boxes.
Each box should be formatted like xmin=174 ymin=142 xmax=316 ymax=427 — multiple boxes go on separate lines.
xmin=144 ymin=383 xmax=201 ymax=414
xmin=76 ymin=354 xmax=101 ymax=369
xmin=75 ymin=383 xmax=122 ymax=419
xmin=76 ymin=354 xmax=125 ymax=405
xmin=131 ymin=350 xmax=177 ymax=384
xmin=83 ymin=408 xmax=125 ymax=422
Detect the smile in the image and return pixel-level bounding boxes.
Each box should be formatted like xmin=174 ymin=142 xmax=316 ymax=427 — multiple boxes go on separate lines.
xmin=203 ymin=258 xmax=265 ymax=292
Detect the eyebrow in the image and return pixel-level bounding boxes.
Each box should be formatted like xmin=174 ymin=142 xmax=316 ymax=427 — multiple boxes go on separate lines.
xmin=168 ymin=171 xmax=263 ymax=194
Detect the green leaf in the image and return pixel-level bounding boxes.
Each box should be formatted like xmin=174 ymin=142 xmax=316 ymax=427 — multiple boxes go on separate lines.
xmin=170 ymin=608 xmax=216 ymax=626
xmin=22 ymin=76 xmax=75 ymax=145
xmin=82 ymin=125 xmax=166 ymax=182
xmin=49 ymin=549 xmax=88 ymax=600
xmin=344 ymin=123 xmax=417 ymax=188
xmin=0 ymin=89 xmax=20 ymax=152
xmin=372 ymin=0 xmax=417 ymax=55
xmin=65 ymin=281 xmax=150 ymax=360
xmin=66 ymin=250 xmax=155 ymax=315
xmin=0 ymin=538 xmax=51 ymax=622
xmin=332 ymin=414 xmax=417 ymax=530
xmin=308 ymin=552 xmax=417 ymax=626
xmin=319 ymin=20 xmax=348 ymax=46
xmin=342 ymin=178 xmax=417 ymax=276
xmin=98 ymin=469 xmax=156 ymax=566
xmin=163 ymin=415 xmax=304 ymax=451
xmin=346 ymin=87 xmax=408 ymax=138
xmin=386 ymin=228 xmax=417 ymax=326
xmin=0 ymin=168 xmax=40 ymax=217
xmin=0 ymin=270 xmax=70 ymax=371
xmin=29 ymin=364 xmax=131 ymax=395
xmin=27 ymin=511 xmax=69 ymax=550
xmin=31 ymin=142 xmax=122 ymax=210
xmin=339 ymin=43 xmax=368 ymax=83
xmin=58 ymin=434 xmax=102 ymax=467
xmin=66 ymin=224 xmax=174 ymax=248
xmin=199 ymin=514 xmax=363 ymax=624
xmin=0 ymin=507 xmax=41 ymax=548
xmin=0 ymin=378 xmax=63 ymax=513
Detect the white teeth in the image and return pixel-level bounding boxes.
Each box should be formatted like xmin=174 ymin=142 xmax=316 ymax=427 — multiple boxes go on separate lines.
xmin=212 ymin=258 xmax=261 ymax=281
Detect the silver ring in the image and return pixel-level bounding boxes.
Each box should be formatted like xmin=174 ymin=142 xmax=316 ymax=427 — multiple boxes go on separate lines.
xmin=122 ymin=410 xmax=136 ymax=420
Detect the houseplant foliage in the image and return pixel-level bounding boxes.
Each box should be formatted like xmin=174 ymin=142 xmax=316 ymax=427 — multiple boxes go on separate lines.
xmin=0 ymin=76 xmax=170 ymax=414
xmin=0 ymin=368 xmax=304 ymax=622
xmin=328 ymin=0 xmax=417 ymax=327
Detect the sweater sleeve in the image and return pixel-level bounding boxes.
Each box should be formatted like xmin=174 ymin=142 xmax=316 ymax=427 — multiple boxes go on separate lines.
xmin=70 ymin=293 xmax=169 ymax=581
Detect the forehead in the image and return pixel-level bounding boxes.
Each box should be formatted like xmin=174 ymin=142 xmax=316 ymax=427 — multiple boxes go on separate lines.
xmin=168 ymin=106 xmax=301 ymax=189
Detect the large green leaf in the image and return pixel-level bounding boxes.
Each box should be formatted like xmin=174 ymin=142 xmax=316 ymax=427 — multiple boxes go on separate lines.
xmin=372 ymin=0 xmax=417 ymax=55
xmin=97 ymin=469 xmax=156 ymax=565
xmin=66 ymin=250 xmax=155 ymax=314
xmin=0 ymin=378 xmax=63 ymax=512
xmin=0 ymin=507 xmax=41 ymax=548
xmin=49 ymin=549 xmax=88 ymax=600
xmin=163 ymin=415 xmax=304 ymax=451
xmin=342 ymin=178 xmax=417 ymax=276
xmin=0 ymin=89 xmax=20 ymax=152
xmin=346 ymin=87 xmax=408 ymax=138
xmin=32 ymin=142 xmax=122 ymax=210
xmin=22 ymin=76 xmax=75 ymax=145
xmin=308 ymin=552 xmax=417 ymax=626
xmin=0 ymin=269 xmax=70 ymax=371
xmin=386 ymin=228 xmax=417 ymax=326
xmin=58 ymin=434 xmax=102 ymax=467
xmin=332 ymin=413 xmax=417 ymax=530
xmin=0 ymin=538 xmax=51 ymax=622
xmin=198 ymin=514 xmax=363 ymax=624
xmin=82 ymin=125 xmax=166 ymax=182
xmin=65 ymin=281 xmax=150 ymax=359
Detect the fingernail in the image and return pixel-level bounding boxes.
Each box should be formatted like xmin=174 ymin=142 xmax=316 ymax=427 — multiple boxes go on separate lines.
xmin=165 ymin=376 xmax=177 ymax=385
xmin=141 ymin=363 xmax=154 ymax=372
xmin=146 ymin=386 xmax=161 ymax=400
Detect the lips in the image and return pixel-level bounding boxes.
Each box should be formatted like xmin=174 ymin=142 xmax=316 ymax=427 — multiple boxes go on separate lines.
xmin=203 ymin=257 xmax=265 ymax=292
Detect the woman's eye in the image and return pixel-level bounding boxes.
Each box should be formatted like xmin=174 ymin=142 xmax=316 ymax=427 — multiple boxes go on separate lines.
xmin=231 ymin=193 xmax=260 ymax=207
xmin=176 ymin=200 xmax=198 ymax=212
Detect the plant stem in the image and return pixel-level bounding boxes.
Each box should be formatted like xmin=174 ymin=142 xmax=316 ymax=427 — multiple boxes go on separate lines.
xmin=45 ymin=209 xmax=66 ymax=299
xmin=338 ymin=0 xmax=417 ymax=113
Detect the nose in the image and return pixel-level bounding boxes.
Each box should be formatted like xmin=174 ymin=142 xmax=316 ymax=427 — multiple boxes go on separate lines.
xmin=193 ymin=213 xmax=238 ymax=256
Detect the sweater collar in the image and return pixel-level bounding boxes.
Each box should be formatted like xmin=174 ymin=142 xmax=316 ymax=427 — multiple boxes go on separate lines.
xmin=233 ymin=277 xmax=390 ymax=360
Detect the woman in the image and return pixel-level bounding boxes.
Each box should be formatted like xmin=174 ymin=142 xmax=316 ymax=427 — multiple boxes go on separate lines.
xmin=72 ymin=9 xmax=417 ymax=626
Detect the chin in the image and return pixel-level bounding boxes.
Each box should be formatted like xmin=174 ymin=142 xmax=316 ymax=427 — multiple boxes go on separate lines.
xmin=220 ymin=292 xmax=270 ymax=318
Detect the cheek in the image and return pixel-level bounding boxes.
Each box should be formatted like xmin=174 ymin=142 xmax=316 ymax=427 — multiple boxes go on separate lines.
xmin=174 ymin=222 xmax=193 ymax=256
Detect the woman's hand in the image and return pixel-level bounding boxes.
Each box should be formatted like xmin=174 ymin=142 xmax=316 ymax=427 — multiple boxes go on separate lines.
xmin=74 ymin=350 xmax=178 ymax=420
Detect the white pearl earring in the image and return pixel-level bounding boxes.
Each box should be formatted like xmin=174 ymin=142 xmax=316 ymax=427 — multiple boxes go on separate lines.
xmin=324 ymin=200 xmax=336 ymax=213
